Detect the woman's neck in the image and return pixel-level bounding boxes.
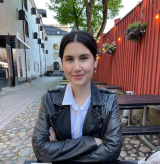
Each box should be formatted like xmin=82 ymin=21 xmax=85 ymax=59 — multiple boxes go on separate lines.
xmin=71 ymin=81 xmax=91 ymax=108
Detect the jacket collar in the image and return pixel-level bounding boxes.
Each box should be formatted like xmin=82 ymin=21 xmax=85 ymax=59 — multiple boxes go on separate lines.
xmin=52 ymin=81 xmax=105 ymax=107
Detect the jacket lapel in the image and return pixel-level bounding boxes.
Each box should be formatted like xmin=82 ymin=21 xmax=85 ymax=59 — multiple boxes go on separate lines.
xmin=51 ymin=106 xmax=72 ymax=139
xmin=51 ymin=86 xmax=72 ymax=139
xmin=82 ymin=82 xmax=104 ymax=135
xmin=82 ymin=105 xmax=102 ymax=136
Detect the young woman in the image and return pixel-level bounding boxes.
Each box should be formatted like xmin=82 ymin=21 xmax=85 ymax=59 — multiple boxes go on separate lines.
xmin=32 ymin=30 xmax=122 ymax=162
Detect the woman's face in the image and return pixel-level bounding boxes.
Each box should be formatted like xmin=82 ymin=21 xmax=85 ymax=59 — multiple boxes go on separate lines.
xmin=62 ymin=42 xmax=97 ymax=87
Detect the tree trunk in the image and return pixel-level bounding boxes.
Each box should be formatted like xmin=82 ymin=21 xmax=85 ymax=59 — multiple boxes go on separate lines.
xmin=96 ymin=0 xmax=108 ymax=39
xmin=85 ymin=0 xmax=94 ymax=34
xmin=72 ymin=3 xmax=79 ymax=30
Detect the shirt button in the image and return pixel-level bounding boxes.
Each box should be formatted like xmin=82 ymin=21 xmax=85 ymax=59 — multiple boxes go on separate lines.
xmin=98 ymin=116 xmax=101 ymax=119
xmin=76 ymin=127 xmax=79 ymax=130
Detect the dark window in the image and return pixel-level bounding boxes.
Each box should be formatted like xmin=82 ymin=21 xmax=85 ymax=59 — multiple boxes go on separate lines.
xmin=42 ymin=32 xmax=43 ymax=40
xmin=24 ymin=0 xmax=28 ymax=11
xmin=25 ymin=20 xmax=29 ymax=37
xmin=53 ymin=44 xmax=58 ymax=50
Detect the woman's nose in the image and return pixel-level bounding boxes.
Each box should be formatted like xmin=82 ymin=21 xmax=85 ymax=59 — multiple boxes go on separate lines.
xmin=73 ymin=61 xmax=81 ymax=71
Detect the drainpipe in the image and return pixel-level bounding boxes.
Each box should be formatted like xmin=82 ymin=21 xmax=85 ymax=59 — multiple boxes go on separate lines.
xmin=22 ymin=0 xmax=28 ymax=82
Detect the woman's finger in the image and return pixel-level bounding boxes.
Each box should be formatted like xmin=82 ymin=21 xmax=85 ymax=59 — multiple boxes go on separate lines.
xmin=49 ymin=127 xmax=57 ymax=141
xmin=49 ymin=135 xmax=53 ymax=141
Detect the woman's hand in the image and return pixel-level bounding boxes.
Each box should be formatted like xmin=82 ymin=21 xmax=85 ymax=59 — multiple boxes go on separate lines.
xmin=49 ymin=127 xmax=57 ymax=141
xmin=94 ymin=138 xmax=102 ymax=146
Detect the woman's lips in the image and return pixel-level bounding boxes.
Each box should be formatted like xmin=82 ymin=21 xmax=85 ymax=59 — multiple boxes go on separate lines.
xmin=72 ymin=75 xmax=84 ymax=79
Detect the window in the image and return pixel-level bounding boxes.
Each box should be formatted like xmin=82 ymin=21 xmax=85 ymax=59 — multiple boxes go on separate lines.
xmin=24 ymin=0 xmax=28 ymax=11
xmin=25 ymin=20 xmax=29 ymax=37
xmin=57 ymin=30 xmax=60 ymax=34
xmin=53 ymin=44 xmax=58 ymax=50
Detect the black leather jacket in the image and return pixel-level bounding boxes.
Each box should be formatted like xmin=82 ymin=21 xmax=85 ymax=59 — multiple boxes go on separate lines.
xmin=32 ymin=82 xmax=122 ymax=162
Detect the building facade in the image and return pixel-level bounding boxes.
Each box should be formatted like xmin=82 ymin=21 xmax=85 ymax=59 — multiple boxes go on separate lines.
xmin=0 ymin=0 xmax=68 ymax=88
xmin=44 ymin=25 xmax=68 ymax=73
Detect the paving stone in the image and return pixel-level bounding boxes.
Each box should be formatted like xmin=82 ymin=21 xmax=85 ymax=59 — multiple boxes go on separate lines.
xmin=5 ymin=153 xmax=14 ymax=158
xmin=139 ymin=147 xmax=151 ymax=153
xmin=125 ymin=144 xmax=132 ymax=149
xmin=125 ymin=157 xmax=136 ymax=160
xmin=130 ymin=140 xmax=140 ymax=145
xmin=139 ymin=152 xmax=145 ymax=156
xmin=137 ymin=157 xmax=145 ymax=160
xmin=18 ymin=148 xmax=33 ymax=157
xmin=128 ymin=151 xmax=134 ymax=154
xmin=130 ymin=154 xmax=137 ymax=157
xmin=1 ymin=150 xmax=11 ymax=154
xmin=120 ymin=151 xmax=127 ymax=157
xmin=124 ymin=141 xmax=128 ymax=144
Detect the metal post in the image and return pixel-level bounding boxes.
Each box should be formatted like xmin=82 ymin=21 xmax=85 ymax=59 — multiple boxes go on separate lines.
xmin=138 ymin=105 xmax=158 ymax=151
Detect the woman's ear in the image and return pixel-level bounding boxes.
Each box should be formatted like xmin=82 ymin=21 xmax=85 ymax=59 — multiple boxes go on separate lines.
xmin=94 ymin=57 xmax=98 ymax=68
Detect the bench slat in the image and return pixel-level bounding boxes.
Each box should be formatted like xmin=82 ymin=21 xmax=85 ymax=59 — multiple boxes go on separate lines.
xmin=122 ymin=125 xmax=160 ymax=135
xmin=119 ymin=106 xmax=149 ymax=110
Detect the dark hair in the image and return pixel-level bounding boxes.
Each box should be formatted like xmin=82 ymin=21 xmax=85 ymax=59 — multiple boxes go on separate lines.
xmin=59 ymin=30 xmax=97 ymax=60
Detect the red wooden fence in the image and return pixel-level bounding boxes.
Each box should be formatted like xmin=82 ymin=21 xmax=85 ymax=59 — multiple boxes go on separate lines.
xmin=94 ymin=0 xmax=160 ymax=95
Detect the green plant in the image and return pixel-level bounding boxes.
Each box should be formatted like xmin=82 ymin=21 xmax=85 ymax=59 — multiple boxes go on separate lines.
xmin=62 ymin=74 xmax=67 ymax=80
xmin=102 ymin=41 xmax=116 ymax=55
xmin=125 ymin=21 xmax=147 ymax=43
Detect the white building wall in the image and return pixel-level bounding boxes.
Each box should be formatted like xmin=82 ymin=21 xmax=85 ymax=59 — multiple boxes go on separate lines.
xmin=0 ymin=0 xmax=48 ymax=83
xmin=45 ymin=35 xmax=63 ymax=71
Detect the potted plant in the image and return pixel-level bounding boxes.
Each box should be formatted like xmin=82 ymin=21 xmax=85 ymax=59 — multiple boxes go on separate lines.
xmin=102 ymin=41 xmax=116 ymax=56
xmin=125 ymin=21 xmax=147 ymax=43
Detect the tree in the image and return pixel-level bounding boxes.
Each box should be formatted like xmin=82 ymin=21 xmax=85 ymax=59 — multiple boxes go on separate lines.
xmin=47 ymin=0 xmax=123 ymax=39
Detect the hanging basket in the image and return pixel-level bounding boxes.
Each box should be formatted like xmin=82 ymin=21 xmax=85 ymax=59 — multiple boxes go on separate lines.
xmin=106 ymin=49 xmax=113 ymax=56
xmin=131 ymin=29 xmax=142 ymax=38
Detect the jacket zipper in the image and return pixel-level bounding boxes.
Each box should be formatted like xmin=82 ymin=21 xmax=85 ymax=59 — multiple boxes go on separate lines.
xmin=50 ymin=118 xmax=64 ymax=140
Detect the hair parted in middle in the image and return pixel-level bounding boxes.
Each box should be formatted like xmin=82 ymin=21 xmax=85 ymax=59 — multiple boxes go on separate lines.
xmin=59 ymin=30 xmax=97 ymax=60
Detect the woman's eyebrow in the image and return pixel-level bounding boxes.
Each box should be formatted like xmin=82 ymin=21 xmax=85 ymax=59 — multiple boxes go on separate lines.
xmin=80 ymin=54 xmax=89 ymax=57
xmin=64 ymin=55 xmax=73 ymax=58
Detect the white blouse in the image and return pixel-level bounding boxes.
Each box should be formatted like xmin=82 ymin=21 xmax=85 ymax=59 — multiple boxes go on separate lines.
xmin=62 ymin=83 xmax=91 ymax=139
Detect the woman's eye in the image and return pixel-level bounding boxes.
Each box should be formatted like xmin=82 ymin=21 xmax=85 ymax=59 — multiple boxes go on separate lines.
xmin=66 ymin=58 xmax=73 ymax=61
xmin=81 ymin=57 xmax=87 ymax=60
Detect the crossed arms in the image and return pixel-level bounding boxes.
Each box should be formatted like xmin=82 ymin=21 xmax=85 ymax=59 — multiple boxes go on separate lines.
xmin=32 ymin=95 xmax=122 ymax=162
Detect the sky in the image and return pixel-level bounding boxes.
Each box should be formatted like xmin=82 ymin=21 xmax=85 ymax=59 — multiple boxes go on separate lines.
xmin=34 ymin=0 xmax=142 ymax=33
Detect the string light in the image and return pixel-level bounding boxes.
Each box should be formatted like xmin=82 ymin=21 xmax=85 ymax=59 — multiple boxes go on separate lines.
xmin=156 ymin=11 xmax=160 ymax=19
xmin=97 ymin=56 xmax=100 ymax=59
xmin=96 ymin=40 xmax=99 ymax=43
xmin=118 ymin=37 xmax=121 ymax=41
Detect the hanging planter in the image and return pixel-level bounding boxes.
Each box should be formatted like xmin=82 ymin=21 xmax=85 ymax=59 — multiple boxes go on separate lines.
xmin=102 ymin=41 xmax=116 ymax=56
xmin=125 ymin=21 xmax=147 ymax=43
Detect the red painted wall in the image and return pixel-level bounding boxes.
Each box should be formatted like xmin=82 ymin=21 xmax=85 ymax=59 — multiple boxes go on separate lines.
xmin=94 ymin=0 xmax=160 ymax=95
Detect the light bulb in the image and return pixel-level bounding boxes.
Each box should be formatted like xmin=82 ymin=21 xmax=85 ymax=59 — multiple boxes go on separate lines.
xmin=156 ymin=14 xmax=159 ymax=19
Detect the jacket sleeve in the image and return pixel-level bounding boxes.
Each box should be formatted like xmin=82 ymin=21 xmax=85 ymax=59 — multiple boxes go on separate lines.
xmin=32 ymin=95 xmax=97 ymax=162
xmin=70 ymin=94 xmax=122 ymax=162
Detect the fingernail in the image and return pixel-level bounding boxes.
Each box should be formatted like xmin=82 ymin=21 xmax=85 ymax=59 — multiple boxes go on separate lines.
xmin=50 ymin=136 xmax=52 ymax=138
xmin=51 ymin=127 xmax=53 ymax=129
xmin=50 ymin=129 xmax=52 ymax=132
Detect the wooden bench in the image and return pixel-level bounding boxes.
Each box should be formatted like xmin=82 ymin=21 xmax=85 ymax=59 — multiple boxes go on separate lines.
xmin=122 ymin=125 xmax=160 ymax=135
